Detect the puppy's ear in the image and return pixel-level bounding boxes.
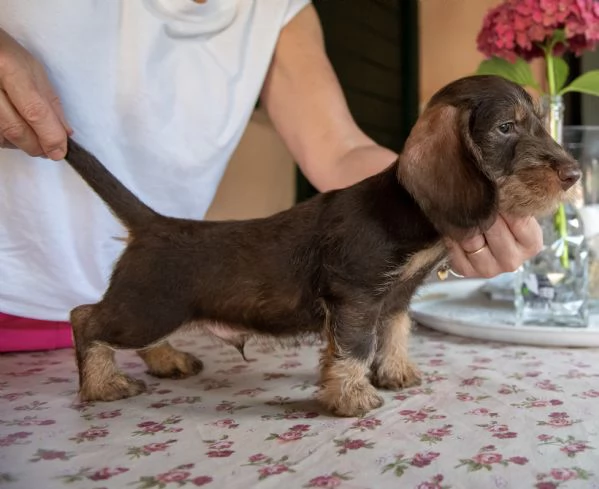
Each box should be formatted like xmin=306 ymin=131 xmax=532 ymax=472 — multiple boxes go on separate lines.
xmin=397 ymin=104 xmax=498 ymax=239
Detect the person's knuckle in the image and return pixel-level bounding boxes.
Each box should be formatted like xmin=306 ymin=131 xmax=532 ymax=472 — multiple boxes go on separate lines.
xmin=2 ymin=121 xmax=27 ymax=141
xmin=46 ymin=93 xmax=61 ymax=106
xmin=528 ymin=243 xmax=543 ymax=258
xmin=503 ymin=257 xmax=521 ymax=273
xmin=534 ymin=227 xmax=543 ymax=245
xmin=479 ymin=266 xmax=499 ymax=279
xmin=535 ymin=241 xmax=543 ymax=254
xmin=21 ymin=99 xmax=49 ymax=123
xmin=40 ymin=133 xmax=66 ymax=151
xmin=0 ymin=52 xmax=14 ymax=75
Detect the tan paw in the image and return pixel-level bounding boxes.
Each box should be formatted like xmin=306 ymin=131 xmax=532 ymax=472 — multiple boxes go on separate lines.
xmin=319 ymin=381 xmax=384 ymax=417
xmin=138 ymin=344 xmax=203 ymax=379
xmin=372 ymin=360 xmax=422 ymax=391
xmin=80 ymin=373 xmax=147 ymax=402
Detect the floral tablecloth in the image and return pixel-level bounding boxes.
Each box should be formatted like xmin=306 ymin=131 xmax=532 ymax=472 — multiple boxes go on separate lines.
xmin=1 ymin=325 xmax=599 ymax=489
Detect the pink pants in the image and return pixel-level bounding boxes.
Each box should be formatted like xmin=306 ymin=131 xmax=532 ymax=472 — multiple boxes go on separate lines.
xmin=0 ymin=312 xmax=73 ymax=352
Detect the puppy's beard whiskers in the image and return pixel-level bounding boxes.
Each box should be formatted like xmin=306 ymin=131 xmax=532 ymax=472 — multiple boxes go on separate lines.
xmin=498 ymin=169 xmax=565 ymax=217
xmin=563 ymin=181 xmax=584 ymax=207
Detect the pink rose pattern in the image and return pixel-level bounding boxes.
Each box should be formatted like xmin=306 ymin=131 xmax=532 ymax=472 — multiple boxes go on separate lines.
xmin=1 ymin=328 xmax=598 ymax=487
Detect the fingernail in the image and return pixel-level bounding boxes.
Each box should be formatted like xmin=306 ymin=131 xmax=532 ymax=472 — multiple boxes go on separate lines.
xmin=47 ymin=147 xmax=66 ymax=160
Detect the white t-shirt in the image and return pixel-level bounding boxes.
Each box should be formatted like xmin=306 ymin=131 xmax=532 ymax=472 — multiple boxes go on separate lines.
xmin=0 ymin=0 xmax=310 ymax=321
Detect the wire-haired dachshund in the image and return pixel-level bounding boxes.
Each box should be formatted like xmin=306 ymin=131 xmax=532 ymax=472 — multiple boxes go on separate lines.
xmin=62 ymin=75 xmax=580 ymax=417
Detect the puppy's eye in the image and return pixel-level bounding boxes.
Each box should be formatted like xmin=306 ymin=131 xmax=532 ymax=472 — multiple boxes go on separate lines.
xmin=497 ymin=122 xmax=514 ymax=134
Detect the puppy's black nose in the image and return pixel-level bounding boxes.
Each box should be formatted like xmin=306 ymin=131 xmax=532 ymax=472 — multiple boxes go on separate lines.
xmin=558 ymin=166 xmax=581 ymax=191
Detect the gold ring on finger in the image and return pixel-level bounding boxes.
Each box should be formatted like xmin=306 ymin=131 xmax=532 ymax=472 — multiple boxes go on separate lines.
xmin=465 ymin=244 xmax=488 ymax=257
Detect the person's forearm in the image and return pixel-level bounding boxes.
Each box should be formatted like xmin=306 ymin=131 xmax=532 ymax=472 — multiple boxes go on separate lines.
xmin=311 ymin=143 xmax=398 ymax=192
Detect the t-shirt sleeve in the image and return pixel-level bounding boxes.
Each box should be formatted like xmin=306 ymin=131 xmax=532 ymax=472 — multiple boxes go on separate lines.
xmin=282 ymin=0 xmax=311 ymax=26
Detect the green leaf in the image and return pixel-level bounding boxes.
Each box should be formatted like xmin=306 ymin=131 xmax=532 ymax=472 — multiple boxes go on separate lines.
xmin=560 ymin=70 xmax=599 ymax=97
xmin=475 ymin=56 xmax=540 ymax=90
xmin=549 ymin=55 xmax=569 ymax=93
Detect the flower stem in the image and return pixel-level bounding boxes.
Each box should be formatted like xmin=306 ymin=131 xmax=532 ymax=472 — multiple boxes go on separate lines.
xmin=546 ymin=52 xmax=557 ymax=96
xmin=545 ymin=47 xmax=569 ymax=269
xmin=555 ymin=203 xmax=568 ymax=266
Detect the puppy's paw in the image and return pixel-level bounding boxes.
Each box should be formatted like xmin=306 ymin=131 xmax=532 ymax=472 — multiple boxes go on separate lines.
xmin=319 ymin=381 xmax=384 ymax=417
xmin=139 ymin=344 xmax=203 ymax=379
xmin=80 ymin=373 xmax=147 ymax=402
xmin=146 ymin=351 xmax=203 ymax=379
xmin=372 ymin=359 xmax=422 ymax=391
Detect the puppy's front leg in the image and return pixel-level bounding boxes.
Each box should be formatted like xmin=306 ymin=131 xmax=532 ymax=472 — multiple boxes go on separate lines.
xmin=371 ymin=311 xmax=421 ymax=390
xmin=317 ymin=302 xmax=383 ymax=417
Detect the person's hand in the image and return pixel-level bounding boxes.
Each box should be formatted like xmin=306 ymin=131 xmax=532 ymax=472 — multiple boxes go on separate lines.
xmin=446 ymin=214 xmax=543 ymax=278
xmin=0 ymin=28 xmax=71 ymax=160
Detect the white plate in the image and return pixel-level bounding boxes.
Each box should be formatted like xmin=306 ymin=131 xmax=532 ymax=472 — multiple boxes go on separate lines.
xmin=409 ymin=279 xmax=599 ymax=347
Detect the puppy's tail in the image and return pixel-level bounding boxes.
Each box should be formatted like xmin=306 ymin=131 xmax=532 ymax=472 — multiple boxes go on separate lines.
xmin=65 ymin=137 xmax=158 ymax=230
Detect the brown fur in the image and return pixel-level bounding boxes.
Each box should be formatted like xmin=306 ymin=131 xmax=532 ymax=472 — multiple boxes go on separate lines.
xmin=60 ymin=75 xmax=580 ymax=417
xmin=397 ymin=243 xmax=447 ymax=282
xmin=371 ymin=311 xmax=422 ymax=390
xmin=318 ymin=356 xmax=383 ymax=417
xmin=137 ymin=342 xmax=204 ymax=379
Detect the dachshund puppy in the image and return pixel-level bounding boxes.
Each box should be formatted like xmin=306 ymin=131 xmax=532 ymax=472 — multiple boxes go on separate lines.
xmin=63 ymin=75 xmax=580 ymax=417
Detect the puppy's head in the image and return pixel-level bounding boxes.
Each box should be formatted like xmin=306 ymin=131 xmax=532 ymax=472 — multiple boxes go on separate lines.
xmin=398 ymin=74 xmax=580 ymax=239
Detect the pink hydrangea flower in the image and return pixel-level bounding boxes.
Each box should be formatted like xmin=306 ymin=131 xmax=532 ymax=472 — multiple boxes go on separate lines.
xmin=477 ymin=0 xmax=599 ymax=61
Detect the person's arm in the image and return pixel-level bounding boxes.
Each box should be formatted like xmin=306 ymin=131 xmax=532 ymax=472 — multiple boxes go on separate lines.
xmin=260 ymin=5 xmax=397 ymax=192
xmin=260 ymin=4 xmax=543 ymax=277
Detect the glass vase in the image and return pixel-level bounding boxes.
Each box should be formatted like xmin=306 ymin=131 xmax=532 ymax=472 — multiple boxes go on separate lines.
xmin=513 ymin=95 xmax=590 ymax=327
xmin=563 ymin=126 xmax=599 ymax=313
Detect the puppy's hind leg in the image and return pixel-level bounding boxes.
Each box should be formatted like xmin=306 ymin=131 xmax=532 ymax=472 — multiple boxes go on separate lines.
xmin=371 ymin=311 xmax=421 ymax=390
xmin=71 ymin=304 xmax=146 ymax=402
xmin=137 ymin=341 xmax=203 ymax=379
xmin=317 ymin=301 xmax=383 ymax=417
